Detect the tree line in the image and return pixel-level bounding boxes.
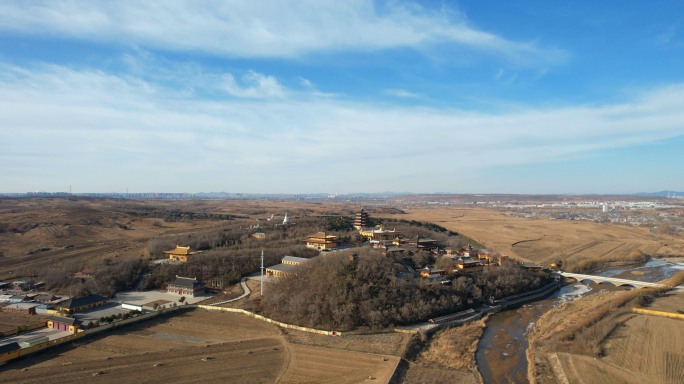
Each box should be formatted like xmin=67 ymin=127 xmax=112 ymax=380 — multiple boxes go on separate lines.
xmin=259 ymin=248 xmax=550 ymax=331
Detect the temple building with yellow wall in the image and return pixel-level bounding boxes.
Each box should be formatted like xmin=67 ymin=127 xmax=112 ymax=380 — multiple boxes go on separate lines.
xmin=359 ymin=227 xmax=401 ymax=241
xmin=164 ymin=245 xmax=202 ymax=263
xmin=266 ymin=256 xmax=311 ymax=278
xmin=305 ymin=232 xmax=338 ymax=250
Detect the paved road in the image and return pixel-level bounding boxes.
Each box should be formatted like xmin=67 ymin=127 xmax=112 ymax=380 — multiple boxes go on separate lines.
xmin=207 ymin=277 xmax=252 ymax=306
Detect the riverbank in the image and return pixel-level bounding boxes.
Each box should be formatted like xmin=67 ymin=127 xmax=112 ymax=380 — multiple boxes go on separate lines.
xmin=526 ymin=272 xmax=684 ymax=384
xmin=392 ymin=319 xmax=487 ymax=384
xmin=566 ymin=251 xmax=651 ymax=274
xmin=475 ymin=260 xmax=676 ymax=384
xmin=656 ymin=256 xmax=684 ymax=263
xmin=471 ymin=280 xmax=562 ymax=384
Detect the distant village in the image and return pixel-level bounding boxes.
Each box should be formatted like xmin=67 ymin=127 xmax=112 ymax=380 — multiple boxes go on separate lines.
xmin=494 ymin=202 xmax=684 ymax=231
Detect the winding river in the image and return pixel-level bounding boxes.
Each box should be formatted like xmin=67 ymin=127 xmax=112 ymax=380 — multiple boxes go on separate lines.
xmin=475 ymin=258 xmax=684 ymax=384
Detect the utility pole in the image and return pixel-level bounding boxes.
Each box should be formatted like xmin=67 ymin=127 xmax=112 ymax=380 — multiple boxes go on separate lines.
xmin=260 ymin=249 xmax=264 ymax=296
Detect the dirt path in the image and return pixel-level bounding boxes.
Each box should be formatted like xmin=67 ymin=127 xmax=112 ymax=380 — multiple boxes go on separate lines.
xmin=548 ymin=353 xmax=570 ymax=384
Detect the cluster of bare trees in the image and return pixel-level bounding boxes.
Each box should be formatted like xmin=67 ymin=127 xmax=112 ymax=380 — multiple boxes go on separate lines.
xmin=141 ymin=246 xmax=319 ymax=290
xmin=142 ymin=217 xmax=340 ymax=289
xmin=43 ymin=257 xmax=148 ymax=297
xmin=124 ymin=206 xmax=243 ymax=222
xmin=473 ymin=262 xmax=545 ymax=300
xmin=566 ymin=249 xmax=650 ymax=273
xmin=260 ymin=249 xmax=550 ymax=331
xmin=41 ymin=217 xmax=341 ymax=295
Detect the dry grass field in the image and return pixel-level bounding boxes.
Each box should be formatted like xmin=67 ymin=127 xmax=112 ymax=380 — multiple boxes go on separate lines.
xmin=0 ymin=197 xmax=366 ymax=284
xmin=0 ymin=198 xmax=230 ymax=280
xmin=600 ymin=315 xmax=684 ymax=384
xmin=283 ymin=328 xmax=409 ymax=357
xmin=0 ymin=312 xmax=48 ymax=335
xmin=648 ymin=289 xmax=684 ymax=313
xmin=398 ymin=363 xmax=480 ymax=384
xmin=0 ymin=197 xmax=372 ymax=280
xmin=401 ymin=324 xmax=484 ymax=384
xmin=417 ymin=318 xmax=486 ymax=375
xmin=387 ymin=206 xmax=684 ymax=266
xmin=1 ymin=309 xmax=400 ymax=384
xmin=554 ymin=310 xmax=684 ymax=384
xmin=528 ymin=288 xmax=684 ymax=384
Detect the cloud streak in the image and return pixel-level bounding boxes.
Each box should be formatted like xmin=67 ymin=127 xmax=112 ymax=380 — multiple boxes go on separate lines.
xmin=222 ymin=71 xmax=287 ymax=98
xmin=0 ymin=1 xmax=565 ymax=65
xmin=1 ymin=63 xmax=683 ymax=192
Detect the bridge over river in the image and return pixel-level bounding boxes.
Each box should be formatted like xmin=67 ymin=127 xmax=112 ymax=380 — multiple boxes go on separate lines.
xmin=560 ymin=272 xmax=668 ymax=289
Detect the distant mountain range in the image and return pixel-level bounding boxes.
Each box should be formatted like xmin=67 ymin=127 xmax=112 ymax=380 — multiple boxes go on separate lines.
xmin=634 ymin=191 xmax=684 ymax=197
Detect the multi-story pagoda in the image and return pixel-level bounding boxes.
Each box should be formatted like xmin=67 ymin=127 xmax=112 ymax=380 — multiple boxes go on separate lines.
xmin=353 ymin=209 xmax=371 ymax=230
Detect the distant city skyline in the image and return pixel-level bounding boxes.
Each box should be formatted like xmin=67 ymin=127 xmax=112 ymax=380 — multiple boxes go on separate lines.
xmin=1 ymin=1 xmax=683 ymax=194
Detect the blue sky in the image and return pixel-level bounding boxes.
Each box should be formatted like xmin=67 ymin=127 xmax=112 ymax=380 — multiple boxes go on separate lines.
xmin=1 ymin=1 xmax=683 ymax=194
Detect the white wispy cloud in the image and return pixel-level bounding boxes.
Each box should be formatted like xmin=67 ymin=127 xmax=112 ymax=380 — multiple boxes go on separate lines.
xmin=0 ymin=0 xmax=566 ymax=65
xmin=222 ymin=70 xmax=286 ymax=98
xmin=384 ymin=89 xmax=419 ymax=98
xmin=1 ymin=63 xmax=683 ymax=192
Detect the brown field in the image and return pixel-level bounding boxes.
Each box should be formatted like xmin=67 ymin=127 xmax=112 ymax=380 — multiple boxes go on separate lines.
xmin=0 ymin=198 xmax=228 ymax=280
xmin=399 ymin=326 xmax=484 ymax=384
xmin=387 ymin=206 xmax=684 ymax=265
xmin=528 ymin=288 xmax=684 ymax=384
xmin=417 ymin=318 xmax=486 ymax=375
xmin=0 ymin=312 xmax=48 ymax=334
xmin=0 ymin=197 xmax=363 ymax=281
xmin=554 ymin=311 xmax=684 ymax=384
xmin=647 ymin=289 xmax=684 ymax=313
xmin=283 ymin=328 xmax=409 ymax=357
xmin=1 ymin=309 xmax=400 ymax=383
xmin=601 ymin=315 xmax=684 ymax=383
xmin=398 ymin=362 xmax=480 ymax=384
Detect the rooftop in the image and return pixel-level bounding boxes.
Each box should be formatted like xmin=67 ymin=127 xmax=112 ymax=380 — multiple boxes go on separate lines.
xmin=282 ymin=256 xmax=310 ymax=264
xmin=57 ymin=294 xmax=108 ymax=309
xmin=266 ymin=264 xmax=298 ymax=273
xmin=454 ymin=257 xmax=480 ymax=264
xmin=523 ymin=262 xmax=542 ymax=268
xmin=308 ymin=232 xmax=338 ymax=239
xmin=47 ymin=315 xmax=80 ymax=325
xmin=168 ymin=276 xmax=202 ymax=288
xmin=163 ymin=245 xmax=199 ymax=255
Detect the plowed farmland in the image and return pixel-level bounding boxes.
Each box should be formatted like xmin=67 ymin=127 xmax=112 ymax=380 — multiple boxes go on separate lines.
xmin=528 ymin=288 xmax=684 ymax=384
xmin=1 ymin=309 xmax=400 ymax=384
xmin=555 ymin=310 xmax=684 ymax=384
